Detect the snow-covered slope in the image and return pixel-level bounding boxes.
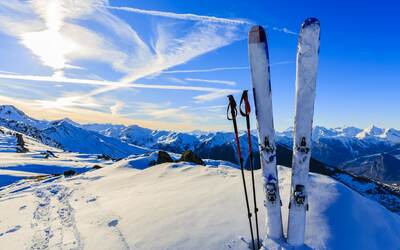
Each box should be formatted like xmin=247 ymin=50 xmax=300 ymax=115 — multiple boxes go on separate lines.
xmin=41 ymin=120 xmax=148 ymax=159
xmin=0 ymin=163 xmax=399 ymax=249
xmin=0 ymin=126 xmax=113 ymax=187
xmin=341 ymin=153 xmax=400 ymax=183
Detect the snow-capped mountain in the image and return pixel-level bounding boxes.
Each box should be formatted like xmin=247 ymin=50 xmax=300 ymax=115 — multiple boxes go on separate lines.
xmin=41 ymin=120 xmax=148 ymax=159
xmin=341 ymin=153 xmax=400 ymax=183
xmin=0 ymin=106 xmax=147 ymax=159
xmin=0 ymin=105 xmax=48 ymax=129
xmin=0 ymin=105 xmax=398 ymax=184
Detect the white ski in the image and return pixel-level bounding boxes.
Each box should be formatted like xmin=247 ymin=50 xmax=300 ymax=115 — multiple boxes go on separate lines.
xmin=248 ymin=25 xmax=284 ymax=242
xmin=287 ymin=18 xmax=321 ymax=246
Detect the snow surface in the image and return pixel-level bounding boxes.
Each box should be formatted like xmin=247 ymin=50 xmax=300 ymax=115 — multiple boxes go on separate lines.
xmin=0 ymin=127 xmax=113 ymax=188
xmin=0 ymin=162 xmax=399 ymax=249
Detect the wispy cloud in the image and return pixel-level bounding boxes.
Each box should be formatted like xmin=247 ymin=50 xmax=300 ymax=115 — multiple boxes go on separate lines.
xmin=185 ymin=78 xmax=236 ymax=86
xmin=162 ymin=66 xmax=249 ymax=74
xmin=110 ymin=101 xmax=124 ymax=116
xmin=161 ymin=61 xmax=293 ymax=75
xmin=272 ymin=26 xmax=297 ymax=35
xmin=0 ymin=72 xmax=237 ymax=93
xmin=103 ymin=5 xmax=251 ymax=25
xmin=193 ymin=89 xmax=240 ymax=103
xmin=0 ymin=1 xmax=250 ymax=130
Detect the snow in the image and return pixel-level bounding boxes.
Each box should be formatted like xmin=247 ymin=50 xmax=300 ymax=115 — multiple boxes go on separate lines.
xmin=0 ymin=127 xmax=114 ymax=189
xmin=0 ymin=105 xmax=48 ymax=129
xmin=0 ymin=163 xmax=399 ymax=249
xmin=41 ymin=121 xmax=149 ymax=159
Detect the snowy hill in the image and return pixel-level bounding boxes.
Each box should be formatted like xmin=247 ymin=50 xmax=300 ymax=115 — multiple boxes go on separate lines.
xmin=0 ymin=163 xmax=399 ymax=249
xmin=0 ymin=126 xmax=113 ymax=187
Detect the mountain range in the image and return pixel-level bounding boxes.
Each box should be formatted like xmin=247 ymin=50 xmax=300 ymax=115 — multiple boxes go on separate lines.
xmin=0 ymin=105 xmax=399 ymax=183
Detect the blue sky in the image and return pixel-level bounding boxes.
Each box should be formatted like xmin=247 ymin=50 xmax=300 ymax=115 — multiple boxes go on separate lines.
xmin=0 ymin=0 xmax=398 ymax=131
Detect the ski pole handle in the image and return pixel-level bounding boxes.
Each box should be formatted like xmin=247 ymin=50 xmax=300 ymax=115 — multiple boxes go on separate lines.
xmin=239 ymin=90 xmax=251 ymax=116
xmin=227 ymin=95 xmax=238 ymax=120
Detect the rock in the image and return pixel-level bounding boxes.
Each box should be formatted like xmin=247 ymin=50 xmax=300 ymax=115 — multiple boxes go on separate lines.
xmin=16 ymin=133 xmax=28 ymax=153
xmin=63 ymin=170 xmax=76 ymax=177
xmin=157 ymin=151 xmax=174 ymax=164
xmin=179 ymin=150 xmax=205 ymax=166
xmin=42 ymin=150 xmax=57 ymax=158
xmin=92 ymin=165 xmax=103 ymax=170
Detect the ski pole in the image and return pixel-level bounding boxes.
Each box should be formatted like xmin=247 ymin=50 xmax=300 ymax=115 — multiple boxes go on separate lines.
xmin=227 ymin=95 xmax=255 ymax=250
xmin=239 ymin=90 xmax=260 ymax=249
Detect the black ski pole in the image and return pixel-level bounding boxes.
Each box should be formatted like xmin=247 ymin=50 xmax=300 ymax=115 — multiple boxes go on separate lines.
xmin=239 ymin=90 xmax=260 ymax=249
xmin=227 ymin=95 xmax=255 ymax=250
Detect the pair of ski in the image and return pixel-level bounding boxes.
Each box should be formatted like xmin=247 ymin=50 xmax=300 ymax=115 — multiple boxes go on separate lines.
xmin=250 ymin=18 xmax=320 ymax=247
xmin=228 ymin=18 xmax=320 ymax=249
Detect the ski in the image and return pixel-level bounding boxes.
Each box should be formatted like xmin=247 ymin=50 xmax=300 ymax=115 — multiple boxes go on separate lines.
xmin=248 ymin=25 xmax=284 ymax=241
xmin=287 ymin=18 xmax=321 ymax=246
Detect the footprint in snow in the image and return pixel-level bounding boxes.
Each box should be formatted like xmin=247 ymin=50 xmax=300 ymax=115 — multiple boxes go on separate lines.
xmin=86 ymin=196 xmax=97 ymax=203
xmin=108 ymin=219 xmax=119 ymax=227
xmin=0 ymin=225 xmax=22 ymax=237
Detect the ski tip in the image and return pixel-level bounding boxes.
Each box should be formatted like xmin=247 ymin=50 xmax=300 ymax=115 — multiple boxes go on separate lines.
xmin=249 ymin=25 xmax=266 ymax=44
xmin=302 ymin=17 xmax=320 ymax=28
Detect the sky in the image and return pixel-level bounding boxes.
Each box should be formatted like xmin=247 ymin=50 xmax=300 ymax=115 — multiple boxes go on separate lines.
xmin=0 ymin=0 xmax=398 ymax=132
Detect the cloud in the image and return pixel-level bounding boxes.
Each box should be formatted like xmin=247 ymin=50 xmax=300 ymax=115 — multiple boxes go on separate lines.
xmin=0 ymin=1 xmax=152 ymax=75
xmin=161 ymin=62 xmax=293 ymax=74
xmin=0 ymin=1 xmax=250 ymax=130
xmin=272 ymin=26 xmax=297 ymax=35
xmin=102 ymin=5 xmax=251 ymax=25
xmin=162 ymin=66 xmax=249 ymax=74
xmin=185 ymin=78 xmax=236 ymax=86
xmin=0 ymin=72 xmax=237 ymax=92
xmin=193 ymin=89 xmax=240 ymax=103
xmin=110 ymin=101 xmax=124 ymax=115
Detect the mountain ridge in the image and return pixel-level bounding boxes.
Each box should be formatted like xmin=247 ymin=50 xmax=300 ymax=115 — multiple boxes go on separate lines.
xmin=0 ymin=105 xmax=398 ymax=183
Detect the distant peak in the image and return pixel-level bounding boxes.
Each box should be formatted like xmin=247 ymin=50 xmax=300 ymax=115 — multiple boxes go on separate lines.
xmin=364 ymin=125 xmax=384 ymax=134
xmin=0 ymin=105 xmax=26 ymax=116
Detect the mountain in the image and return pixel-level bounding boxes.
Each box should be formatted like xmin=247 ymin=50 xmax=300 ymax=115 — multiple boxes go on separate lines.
xmin=83 ymin=120 xmax=400 ymax=184
xmin=0 ymin=105 xmax=48 ymax=129
xmin=0 ymin=162 xmax=399 ymax=249
xmin=41 ymin=120 xmax=148 ymax=159
xmin=0 ymin=106 xmax=148 ymax=159
xmin=341 ymin=153 xmax=400 ymax=183
xmin=279 ymin=125 xmax=400 ymax=166
xmin=0 ymin=105 xmax=398 ymax=184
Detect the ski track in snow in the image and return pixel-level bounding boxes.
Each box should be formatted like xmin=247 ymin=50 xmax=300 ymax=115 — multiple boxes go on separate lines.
xmin=30 ymin=184 xmax=83 ymax=250
xmin=107 ymin=218 xmax=130 ymax=250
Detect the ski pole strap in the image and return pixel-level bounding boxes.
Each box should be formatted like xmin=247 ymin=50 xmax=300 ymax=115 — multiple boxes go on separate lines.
xmin=239 ymin=90 xmax=251 ymax=116
xmin=227 ymin=95 xmax=238 ymax=121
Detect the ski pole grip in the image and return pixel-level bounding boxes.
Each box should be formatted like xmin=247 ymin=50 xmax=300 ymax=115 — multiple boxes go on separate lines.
xmin=227 ymin=95 xmax=238 ymax=120
xmin=239 ymin=90 xmax=251 ymax=116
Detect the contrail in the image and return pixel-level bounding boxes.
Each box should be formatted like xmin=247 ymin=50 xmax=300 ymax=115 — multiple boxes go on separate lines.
xmin=103 ymin=5 xmax=251 ymax=25
xmin=0 ymin=73 xmax=238 ymax=93
xmin=162 ymin=66 xmax=249 ymax=74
